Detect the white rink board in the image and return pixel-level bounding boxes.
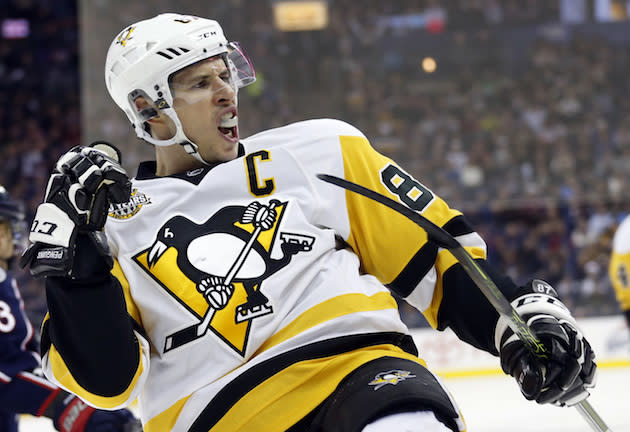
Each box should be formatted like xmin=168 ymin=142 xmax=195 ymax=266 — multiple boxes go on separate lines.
xmin=410 ymin=315 xmax=630 ymax=375
xmin=416 ymin=314 xmax=630 ymax=431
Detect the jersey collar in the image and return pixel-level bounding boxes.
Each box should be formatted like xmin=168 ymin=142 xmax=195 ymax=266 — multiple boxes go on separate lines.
xmin=135 ymin=143 xmax=245 ymax=183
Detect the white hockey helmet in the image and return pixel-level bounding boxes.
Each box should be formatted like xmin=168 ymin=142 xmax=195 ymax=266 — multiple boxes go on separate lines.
xmin=104 ymin=13 xmax=255 ymax=160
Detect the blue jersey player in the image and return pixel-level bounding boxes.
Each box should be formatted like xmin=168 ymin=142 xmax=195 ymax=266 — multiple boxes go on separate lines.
xmin=0 ymin=185 xmax=141 ymax=432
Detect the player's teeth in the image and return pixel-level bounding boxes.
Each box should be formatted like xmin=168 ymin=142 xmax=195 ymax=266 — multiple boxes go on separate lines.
xmin=220 ymin=113 xmax=237 ymax=128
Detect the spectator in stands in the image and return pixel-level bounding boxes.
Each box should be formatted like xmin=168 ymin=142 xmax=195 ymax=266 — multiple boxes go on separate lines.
xmin=3 ymin=0 xmax=630 ymax=328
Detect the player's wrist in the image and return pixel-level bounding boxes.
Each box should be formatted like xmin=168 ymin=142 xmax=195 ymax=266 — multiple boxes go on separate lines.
xmin=65 ymin=232 xmax=113 ymax=280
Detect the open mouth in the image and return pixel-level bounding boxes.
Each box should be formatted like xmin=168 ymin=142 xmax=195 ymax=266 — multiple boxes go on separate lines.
xmin=218 ymin=111 xmax=238 ymax=140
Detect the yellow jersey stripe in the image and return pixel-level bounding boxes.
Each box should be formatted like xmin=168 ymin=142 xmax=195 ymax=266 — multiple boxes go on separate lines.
xmin=254 ymin=291 xmax=398 ymax=356
xmin=143 ymin=395 xmax=191 ymax=432
xmin=48 ymin=342 xmax=144 ymax=409
xmin=339 ymin=135 xmax=466 ymax=287
xmin=212 ymin=344 xmax=423 ymax=432
xmin=111 ymin=259 xmax=143 ymax=326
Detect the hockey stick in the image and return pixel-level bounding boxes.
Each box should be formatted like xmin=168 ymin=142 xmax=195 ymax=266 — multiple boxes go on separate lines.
xmin=317 ymin=173 xmax=612 ymax=432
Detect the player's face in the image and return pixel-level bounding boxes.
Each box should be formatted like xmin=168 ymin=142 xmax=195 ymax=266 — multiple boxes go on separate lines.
xmin=0 ymin=221 xmax=14 ymax=264
xmin=170 ymin=57 xmax=240 ymax=163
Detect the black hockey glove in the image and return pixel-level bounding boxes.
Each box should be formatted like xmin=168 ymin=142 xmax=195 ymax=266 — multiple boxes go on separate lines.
xmin=43 ymin=390 xmax=142 ymax=432
xmin=20 ymin=142 xmax=131 ymax=278
xmin=495 ymin=279 xmax=597 ymax=406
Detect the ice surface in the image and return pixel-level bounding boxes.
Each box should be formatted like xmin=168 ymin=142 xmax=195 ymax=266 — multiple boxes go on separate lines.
xmin=443 ymin=367 xmax=630 ymax=431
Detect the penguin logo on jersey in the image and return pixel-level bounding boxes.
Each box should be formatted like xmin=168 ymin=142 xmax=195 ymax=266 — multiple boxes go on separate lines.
xmin=132 ymin=199 xmax=315 ymax=355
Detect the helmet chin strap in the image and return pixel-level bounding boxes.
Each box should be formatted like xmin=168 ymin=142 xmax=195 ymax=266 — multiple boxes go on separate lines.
xmin=179 ymin=140 xmax=213 ymax=166
xmin=139 ymin=107 xmax=214 ymax=166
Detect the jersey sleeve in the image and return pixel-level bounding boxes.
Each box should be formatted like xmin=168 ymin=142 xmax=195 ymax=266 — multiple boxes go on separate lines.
xmin=40 ymin=234 xmax=150 ymax=409
xmin=0 ymin=370 xmax=63 ymax=417
xmin=609 ymin=217 xmax=630 ymax=324
xmin=306 ymin=120 xmax=518 ymax=353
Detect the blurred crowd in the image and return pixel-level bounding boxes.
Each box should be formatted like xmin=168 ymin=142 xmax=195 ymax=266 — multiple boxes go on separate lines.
xmin=1 ymin=0 xmax=628 ymax=329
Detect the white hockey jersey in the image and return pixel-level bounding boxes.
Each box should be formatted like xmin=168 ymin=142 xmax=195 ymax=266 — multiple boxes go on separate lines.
xmin=42 ymin=119 xmax=486 ymax=431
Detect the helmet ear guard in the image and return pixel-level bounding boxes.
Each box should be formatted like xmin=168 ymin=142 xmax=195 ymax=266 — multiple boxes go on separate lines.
xmin=128 ymin=89 xmax=161 ymax=122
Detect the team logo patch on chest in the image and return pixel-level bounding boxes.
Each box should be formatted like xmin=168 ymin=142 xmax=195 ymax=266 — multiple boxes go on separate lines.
xmin=368 ymin=370 xmax=416 ymax=390
xmin=108 ymin=189 xmax=152 ymax=219
xmin=133 ymin=199 xmax=314 ymax=355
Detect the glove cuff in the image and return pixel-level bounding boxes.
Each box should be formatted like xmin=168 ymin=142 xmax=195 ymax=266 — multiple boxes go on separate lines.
xmin=44 ymin=390 xmax=95 ymax=432
xmin=41 ymin=388 xmax=65 ymax=419
xmin=68 ymin=232 xmax=114 ymax=280
xmin=29 ymin=203 xmax=77 ymax=248
xmin=55 ymin=396 xmax=96 ymax=432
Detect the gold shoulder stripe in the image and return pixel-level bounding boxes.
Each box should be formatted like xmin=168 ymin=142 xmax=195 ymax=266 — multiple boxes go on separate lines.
xmin=339 ymin=135 xmax=464 ymax=286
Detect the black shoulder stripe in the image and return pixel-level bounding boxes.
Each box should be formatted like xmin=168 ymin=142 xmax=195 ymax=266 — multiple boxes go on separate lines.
xmin=189 ymin=332 xmax=417 ymax=432
xmin=386 ymin=242 xmax=438 ymax=298
xmin=442 ymin=214 xmax=474 ymax=237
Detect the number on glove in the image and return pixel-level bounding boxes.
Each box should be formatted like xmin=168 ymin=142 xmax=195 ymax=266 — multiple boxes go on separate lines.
xmin=495 ymin=279 xmax=597 ymax=407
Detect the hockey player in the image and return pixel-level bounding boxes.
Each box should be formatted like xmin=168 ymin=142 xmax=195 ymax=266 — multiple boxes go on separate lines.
xmin=609 ymin=214 xmax=630 ymax=333
xmin=20 ymin=13 xmax=597 ymax=432
xmin=0 ymin=185 xmax=142 ymax=432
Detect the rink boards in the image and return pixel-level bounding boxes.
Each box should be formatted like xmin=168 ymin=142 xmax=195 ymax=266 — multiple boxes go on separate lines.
xmin=411 ymin=314 xmax=630 ymax=377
